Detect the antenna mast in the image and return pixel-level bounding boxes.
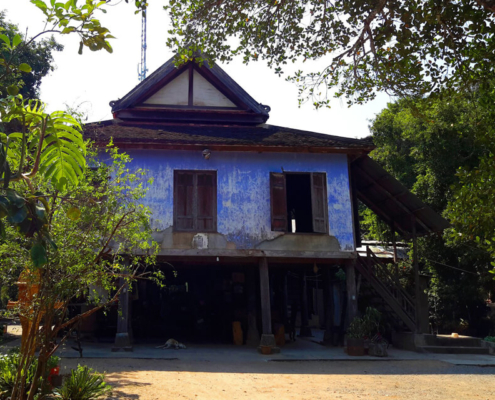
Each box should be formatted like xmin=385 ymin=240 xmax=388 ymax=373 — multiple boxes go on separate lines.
xmin=138 ymin=11 xmax=148 ymax=81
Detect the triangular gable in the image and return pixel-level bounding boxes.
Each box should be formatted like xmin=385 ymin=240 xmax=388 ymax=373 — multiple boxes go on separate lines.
xmin=110 ymin=56 xmax=270 ymax=125
xmin=141 ymin=69 xmax=237 ymax=108
xmin=143 ymin=69 xmax=189 ymax=106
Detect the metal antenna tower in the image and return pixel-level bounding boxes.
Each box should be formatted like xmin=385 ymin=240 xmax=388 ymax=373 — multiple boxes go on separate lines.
xmin=138 ymin=11 xmax=148 ymax=81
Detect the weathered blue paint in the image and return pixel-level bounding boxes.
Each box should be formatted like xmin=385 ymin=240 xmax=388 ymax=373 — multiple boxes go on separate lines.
xmin=124 ymin=149 xmax=355 ymax=251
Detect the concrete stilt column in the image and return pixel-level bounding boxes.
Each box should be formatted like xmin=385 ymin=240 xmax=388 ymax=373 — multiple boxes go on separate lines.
xmin=346 ymin=259 xmax=358 ymax=328
xmin=299 ymin=271 xmax=312 ymax=337
xmin=258 ymin=257 xmax=279 ymax=353
xmin=112 ymin=258 xmax=133 ymax=352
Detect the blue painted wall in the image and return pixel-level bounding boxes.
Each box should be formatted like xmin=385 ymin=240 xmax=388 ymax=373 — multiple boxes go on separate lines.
xmin=123 ymin=149 xmax=355 ymax=251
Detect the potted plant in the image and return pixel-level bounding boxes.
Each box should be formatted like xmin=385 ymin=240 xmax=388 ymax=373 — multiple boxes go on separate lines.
xmin=346 ymin=317 xmax=366 ymax=356
xmin=362 ymin=307 xmax=381 ymax=354
xmin=361 ymin=307 xmax=388 ymax=357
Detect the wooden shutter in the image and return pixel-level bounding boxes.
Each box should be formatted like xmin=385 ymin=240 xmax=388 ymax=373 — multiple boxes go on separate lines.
xmin=311 ymin=172 xmax=328 ymax=233
xmin=270 ymin=172 xmax=287 ymax=232
xmin=174 ymin=171 xmax=195 ymax=231
xmin=196 ymin=171 xmax=217 ymax=231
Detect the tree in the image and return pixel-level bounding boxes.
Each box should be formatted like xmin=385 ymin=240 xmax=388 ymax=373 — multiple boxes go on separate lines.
xmin=0 ymin=143 xmax=160 ymax=399
xmin=364 ymin=93 xmax=495 ymax=335
xmin=0 ymin=11 xmax=62 ymax=101
xmin=0 ymin=1 xmax=154 ymax=399
xmin=165 ymin=0 xmax=495 ymax=107
xmin=0 ymin=0 xmax=126 ymax=272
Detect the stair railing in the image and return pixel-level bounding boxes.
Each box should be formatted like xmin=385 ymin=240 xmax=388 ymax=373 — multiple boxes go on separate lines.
xmin=358 ymin=246 xmax=416 ymax=326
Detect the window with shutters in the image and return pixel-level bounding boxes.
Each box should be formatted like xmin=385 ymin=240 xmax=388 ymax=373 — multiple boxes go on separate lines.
xmin=270 ymin=172 xmax=328 ymax=234
xmin=174 ymin=170 xmax=217 ymax=232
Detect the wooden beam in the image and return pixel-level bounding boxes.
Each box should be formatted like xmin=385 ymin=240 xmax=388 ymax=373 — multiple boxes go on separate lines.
xmin=91 ymin=140 xmax=372 ymax=155
xmin=356 ymin=189 xmax=408 ymax=237
xmin=353 ymin=163 xmax=432 ymax=234
xmin=188 ymin=64 xmax=194 ymax=107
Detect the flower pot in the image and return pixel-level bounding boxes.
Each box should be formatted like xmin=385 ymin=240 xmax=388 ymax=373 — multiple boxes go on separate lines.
xmin=260 ymin=345 xmax=272 ymax=355
xmin=347 ymin=338 xmax=365 ymax=356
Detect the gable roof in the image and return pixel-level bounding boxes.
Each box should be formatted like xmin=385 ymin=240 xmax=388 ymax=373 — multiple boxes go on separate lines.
xmin=84 ymin=120 xmax=375 ymax=154
xmin=110 ymin=56 xmax=270 ymax=125
xmin=351 ymin=155 xmax=450 ymax=238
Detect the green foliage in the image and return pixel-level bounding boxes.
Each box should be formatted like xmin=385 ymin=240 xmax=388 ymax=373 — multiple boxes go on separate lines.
xmin=165 ymin=0 xmax=495 ymax=107
xmin=0 ymin=351 xmax=37 ymax=400
xmin=446 ymin=154 xmax=495 ymax=262
xmin=0 ymin=11 xmax=62 ymax=102
xmin=0 ymin=350 xmax=59 ymax=400
xmin=347 ymin=317 xmax=367 ymax=339
xmin=0 ymin=3 xmax=148 ymax=399
xmin=30 ymin=0 xmax=115 ymax=54
xmin=484 ymin=336 xmax=495 ymax=343
xmin=53 ymin=365 xmax=111 ymax=400
xmin=366 ymin=92 xmax=495 ymax=335
xmin=347 ymin=307 xmax=382 ymax=339
xmin=0 ymin=97 xmax=85 ymax=267
xmin=0 ymin=142 xmax=160 ymax=312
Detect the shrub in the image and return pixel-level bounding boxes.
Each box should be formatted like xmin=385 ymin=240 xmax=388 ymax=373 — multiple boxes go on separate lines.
xmin=53 ymin=365 xmax=112 ymax=400
xmin=0 ymin=351 xmax=37 ymax=400
xmin=347 ymin=307 xmax=382 ymax=340
xmin=0 ymin=349 xmax=60 ymax=400
xmin=484 ymin=336 xmax=495 ymax=343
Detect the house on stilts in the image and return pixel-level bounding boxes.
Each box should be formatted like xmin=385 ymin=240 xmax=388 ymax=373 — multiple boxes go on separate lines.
xmin=84 ymin=55 xmax=450 ymax=352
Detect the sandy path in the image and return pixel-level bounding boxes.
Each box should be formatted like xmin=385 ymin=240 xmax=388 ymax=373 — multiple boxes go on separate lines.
xmin=61 ymin=358 xmax=495 ymax=400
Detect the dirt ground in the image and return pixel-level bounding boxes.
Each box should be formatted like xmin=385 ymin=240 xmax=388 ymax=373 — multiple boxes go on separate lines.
xmin=61 ymin=358 xmax=495 ymax=400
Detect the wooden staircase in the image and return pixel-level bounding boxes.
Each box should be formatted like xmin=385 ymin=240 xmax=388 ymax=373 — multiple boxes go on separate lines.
xmin=356 ymin=247 xmax=416 ymax=332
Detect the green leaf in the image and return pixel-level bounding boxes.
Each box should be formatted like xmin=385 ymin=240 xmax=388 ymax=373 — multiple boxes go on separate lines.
xmin=7 ymin=85 xmax=19 ymax=96
xmin=18 ymin=63 xmax=32 ymax=73
xmin=12 ymin=34 xmax=22 ymax=48
xmin=66 ymin=206 xmax=81 ymax=221
xmin=35 ymin=205 xmax=47 ymax=223
xmin=0 ymin=34 xmax=10 ymax=48
xmin=7 ymin=207 xmax=27 ymax=224
xmin=6 ymin=190 xmax=25 ymax=208
xmin=31 ymin=242 xmax=48 ymax=268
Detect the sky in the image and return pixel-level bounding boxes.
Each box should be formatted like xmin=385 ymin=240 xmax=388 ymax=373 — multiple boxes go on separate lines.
xmin=3 ymin=0 xmax=394 ymax=139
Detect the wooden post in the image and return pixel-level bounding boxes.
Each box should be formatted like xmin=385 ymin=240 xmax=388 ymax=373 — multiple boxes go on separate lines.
xmin=282 ymin=272 xmax=289 ymax=329
xmin=259 ymin=257 xmax=272 ymax=335
xmin=418 ymin=274 xmax=430 ymax=334
xmin=246 ymin=267 xmax=260 ymax=346
xmin=392 ymin=230 xmax=398 ymax=264
xmin=323 ymin=267 xmax=335 ymax=345
xmin=392 ymin=230 xmax=400 ymax=284
xmin=346 ymin=260 xmax=358 ymax=327
xmin=299 ymin=271 xmax=312 ymax=337
xmin=412 ymin=216 xmax=420 ymax=333
xmin=258 ymin=257 xmax=278 ymax=351
xmin=113 ymin=257 xmax=133 ymax=352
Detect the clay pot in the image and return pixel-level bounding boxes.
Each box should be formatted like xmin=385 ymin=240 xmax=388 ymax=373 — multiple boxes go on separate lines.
xmin=347 ymin=338 xmax=365 ymax=356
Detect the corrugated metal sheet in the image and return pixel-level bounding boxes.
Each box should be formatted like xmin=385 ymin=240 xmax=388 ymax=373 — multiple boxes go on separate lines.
xmin=351 ymin=155 xmax=450 ymax=237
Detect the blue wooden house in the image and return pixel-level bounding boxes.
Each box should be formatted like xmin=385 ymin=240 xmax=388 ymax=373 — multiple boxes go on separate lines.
xmin=85 ymin=57 xmax=449 ymax=351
